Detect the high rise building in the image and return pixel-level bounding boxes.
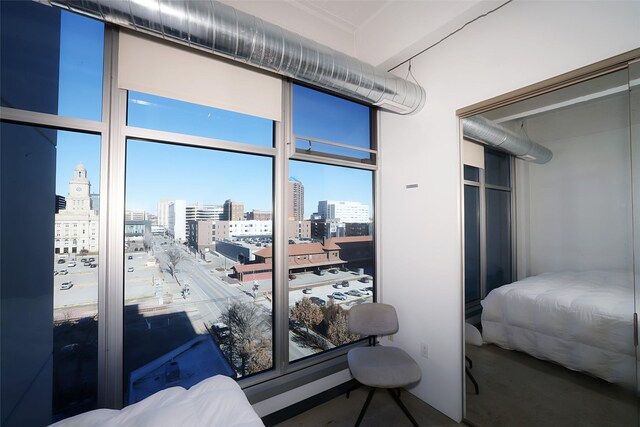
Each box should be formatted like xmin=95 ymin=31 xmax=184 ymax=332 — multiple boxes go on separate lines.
xmin=248 ymin=209 xmax=272 ymax=221
xmin=186 ymin=202 xmax=224 ymax=222
xmin=157 ymin=199 xmax=171 ymax=227
xmin=125 ymin=209 xmax=146 ymax=221
xmin=55 ymin=195 xmax=66 ymax=213
xmin=317 ymin=200 xmax=370 ymax=223
xmin=168 ymin=199 xmax=187 ymax=242
xmin=54 ymin=163 xmax=99 ymax=254
xmin=90 ymin=193 xmax=100 ymax=213
xmin=224 ymin=199 xmax=244 ymax=221
xmin=288 ymin=178 xmax=304 ymax=221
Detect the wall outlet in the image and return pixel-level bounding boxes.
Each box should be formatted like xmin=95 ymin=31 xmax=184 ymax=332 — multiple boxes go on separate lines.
xmin=420 ymin=342 xmax=428 ymax=358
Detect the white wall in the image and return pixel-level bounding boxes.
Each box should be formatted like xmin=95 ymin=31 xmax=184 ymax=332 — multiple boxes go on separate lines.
xmin=379 ymin=1 xmax=639 ymax=421
xmin=516 ymin=93 xmax=633 ymax=277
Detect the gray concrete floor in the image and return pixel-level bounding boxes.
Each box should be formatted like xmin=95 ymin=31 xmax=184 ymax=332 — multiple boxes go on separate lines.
xmin=272 ymin=344 xmax=640 ymax=427
xmin=465 ymin=344 xmax=639 ymax=427
xmin=273 ymin=386 xmax=460 ymax=427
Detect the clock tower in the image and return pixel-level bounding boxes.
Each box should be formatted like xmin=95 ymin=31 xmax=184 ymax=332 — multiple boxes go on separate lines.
xmin=67 ymin=163 xmax=92 ymax=212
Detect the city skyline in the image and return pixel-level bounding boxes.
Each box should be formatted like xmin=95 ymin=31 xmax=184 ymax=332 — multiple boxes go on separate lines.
xmin=57 ymin=156 xmax=373 ymax=222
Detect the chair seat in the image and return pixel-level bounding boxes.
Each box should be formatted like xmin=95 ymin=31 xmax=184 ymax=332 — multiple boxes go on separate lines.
xmin=348 ymin=346 xmax=421 ymax=389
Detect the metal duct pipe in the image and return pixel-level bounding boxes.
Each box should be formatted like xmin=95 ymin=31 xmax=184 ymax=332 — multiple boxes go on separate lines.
xmin=462 ymin=115 xmax=553 ymax=164
xmin=37 ymin=0 xmax=426 ymax=115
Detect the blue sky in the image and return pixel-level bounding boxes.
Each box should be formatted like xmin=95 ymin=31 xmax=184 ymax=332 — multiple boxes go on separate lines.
xmin=55 ymin=11 xmax=373 ymax=219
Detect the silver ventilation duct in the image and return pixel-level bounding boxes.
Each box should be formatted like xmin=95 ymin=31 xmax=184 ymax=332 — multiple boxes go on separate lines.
xmin=462 ymin=115 xmax=552 ymax=164
xmin=36 ymin=0 xmax=426 ymax=115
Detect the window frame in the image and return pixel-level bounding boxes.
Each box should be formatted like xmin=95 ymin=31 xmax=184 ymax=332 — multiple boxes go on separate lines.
xmin=1 ymin=16 xmax=380 ymax=413
xmin=462 ymin=146 xmax=515 ymax=323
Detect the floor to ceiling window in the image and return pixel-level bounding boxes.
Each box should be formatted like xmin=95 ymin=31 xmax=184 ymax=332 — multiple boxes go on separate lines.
xmin=287 ymin=84 xmax=376 ymax=363
xmin=1 ymin=2 xmax=105 ymax=425
xmin=463 ymin=146 xmax=513 ymax=321
xmin=123 ymin=94 xmax=275 ymax=403
xmin=1 ymin=3 xmax=379 ymax=424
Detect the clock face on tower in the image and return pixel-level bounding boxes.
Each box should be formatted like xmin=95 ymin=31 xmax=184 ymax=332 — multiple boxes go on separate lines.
xmin=76 ymin=186 xmax=82 ymax=192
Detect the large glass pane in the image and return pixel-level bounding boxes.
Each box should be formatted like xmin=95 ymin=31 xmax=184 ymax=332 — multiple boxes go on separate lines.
xmin=127 ymin=92 xmax=274 ymax=147
xmin=464 ymin=185 xmax=481 ymax=304
xmin=1 ymin=123 xmax=100 ymax=425
xmin=0 ymin=1 xmax=103 ymax=120
xmin=485 ymin=189 xmax=511 ymax=294
xmin=464 ymin=165 xmax=480 ymax=182
xmin=292 ymin=84 xmax=372 ymax=161
xmin=484 ymin=148 xmax=510 ymax=187
xmin=123 ymin=139 xmax=273 ymax=404
xmin=287 ymin=161 xmax=373 ymax=362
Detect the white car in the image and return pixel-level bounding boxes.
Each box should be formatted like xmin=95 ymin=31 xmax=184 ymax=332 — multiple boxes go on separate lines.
xmin=60 ymin=282 xmax=73 ymax=290
xmin=67 ymin=262 xmax=77 ymax=267
xmin=59 ymin=269 xmax=69 ymax=275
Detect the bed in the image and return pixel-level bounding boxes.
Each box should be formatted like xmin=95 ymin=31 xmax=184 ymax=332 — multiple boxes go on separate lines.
xmin=49 ymin=375 xmax=264 ymax=427
xmin=481 ymin=270 xmax=636 ymax=388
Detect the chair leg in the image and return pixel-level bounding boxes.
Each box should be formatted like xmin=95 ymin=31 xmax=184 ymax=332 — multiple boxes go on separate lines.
xmin=465 ymin=366 xmax=479 ymax=395
xmin=355 ymin=387 xmax=376 ymax=427
xmin=465 ymin=355 xmax=473 ymax=369
xmin=387 ymin=388 xmax=419 ymax=427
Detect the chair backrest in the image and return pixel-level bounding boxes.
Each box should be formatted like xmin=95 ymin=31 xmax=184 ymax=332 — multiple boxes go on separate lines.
xmin=465 ymin=322 xmax=483 ymax=346
xmin=348 ymin=303 xmax=399 ymax=336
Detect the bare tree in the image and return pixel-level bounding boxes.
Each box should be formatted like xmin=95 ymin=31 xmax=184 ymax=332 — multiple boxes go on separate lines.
xmin=290 ymin=297 xmax=323 ymax=333
xmin=327 ymin=310 xmax=359 ymax=346
xmin=216 ymin=302 xmax=271 ymax=376
xmin=166 ymin=247 xmax=183 ymax=276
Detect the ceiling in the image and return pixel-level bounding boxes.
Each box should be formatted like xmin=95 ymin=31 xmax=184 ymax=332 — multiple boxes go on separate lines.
xmin=286 ymin=0 xmax=394 ymax=33
xmin=222 ymin=0 xmax=505 ymax=69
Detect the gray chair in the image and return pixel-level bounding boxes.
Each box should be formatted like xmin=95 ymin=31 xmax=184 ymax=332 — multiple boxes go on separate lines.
xmin=465 ymin=322 xmax=483 ymax=395
xmin=347 ymin=303 xmax=422 ymax=427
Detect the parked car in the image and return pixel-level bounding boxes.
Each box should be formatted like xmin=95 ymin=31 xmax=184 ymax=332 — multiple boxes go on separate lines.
xmin=88 ymin=257 xmax=95 ymax=262
xmin=328 ymin=268 xmax=339 ymax=274
xmin=302 ymin=287 xmax=312 ymax=294
xmin=359 ymin=288 xmax=372 ymax=296
xmin=288 ymin=274 xmax=297 ymax=280
xmin=59 ymin=269 xmax=68 ymax=275
xmin=60 ymin=282 xmax=73 ymax=290
xmin=67 ymin=262 xmax=76 ymax=267
xmin=329 ymin=292 xmax=347 ymax=301
xmin=84 ymin=262 xmax=92 ymax=266
xmin=128 ymin=255 xmax=133 ymax=260
xmin=346 ymin=290 xmax=362 ymax=297
xmin=339 ymin=281 xmax=350 ymax=287
xmin=314 ymin=268 xmax=326 ymax=276
xmin=310 ymin=297 xmax=326 ymax=306
xmin=57 ymin=258 xmax=66 ymax=264
xmin=212 ymin=322 xmax=230 ymax=339
xmin=358 ymin=277 xmax=370 ymax=283
xmin=333 ymin=283 xmax=342 ymax=289
xmin=90 ymin=263 xmax=97 ymax=268
xmin=127 ymin=267 xmax=134 ymax=272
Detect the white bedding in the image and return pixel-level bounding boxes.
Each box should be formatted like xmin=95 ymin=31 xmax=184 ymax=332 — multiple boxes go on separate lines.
xmin=481 ymin=270 xmax=635 ymax=387
xmin=49 ymin=375 xmax=264 ymax=427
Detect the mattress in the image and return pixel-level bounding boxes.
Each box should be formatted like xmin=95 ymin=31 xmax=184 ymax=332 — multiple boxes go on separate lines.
xmin=49 ymin=375 xmax=264 ymax=427
xmin=481 ymin=270 xmax=636 ymax=387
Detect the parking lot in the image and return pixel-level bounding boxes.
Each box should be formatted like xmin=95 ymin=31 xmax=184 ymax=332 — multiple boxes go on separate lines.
xmin=53 ymin=252 xmax=163 ymax=312
xmin=287 ymin=270 xmax=374 ymax=308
